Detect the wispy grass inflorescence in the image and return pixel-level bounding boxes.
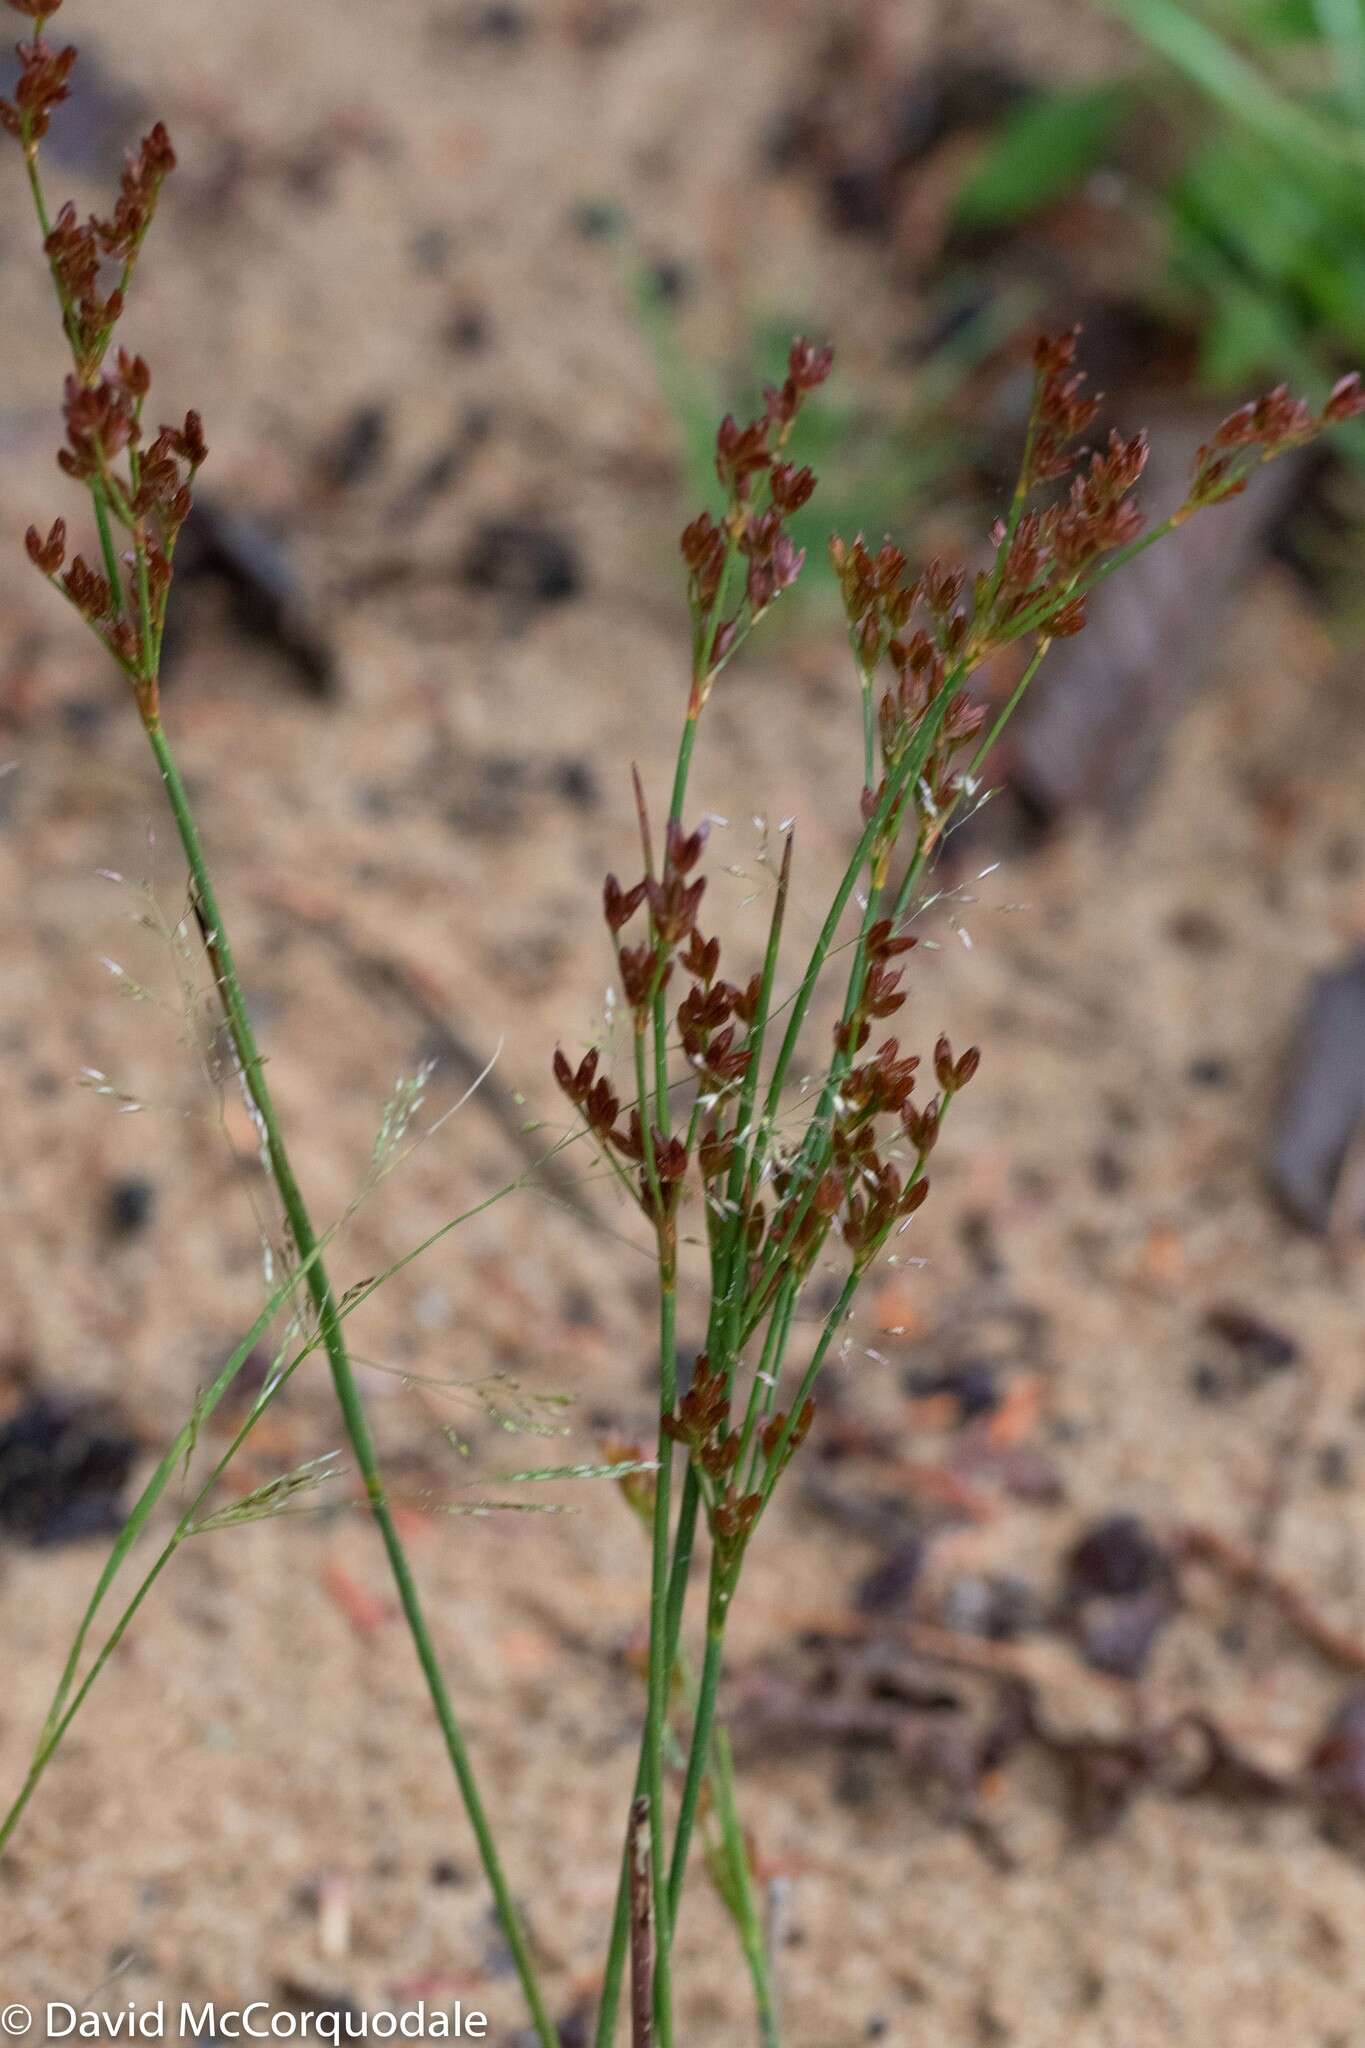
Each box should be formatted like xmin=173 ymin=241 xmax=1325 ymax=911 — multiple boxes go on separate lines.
xmin=2 ymin=9 xmax=560 ymax=2044
xmin=559 ymin=329 xmax=1364 ymax=2045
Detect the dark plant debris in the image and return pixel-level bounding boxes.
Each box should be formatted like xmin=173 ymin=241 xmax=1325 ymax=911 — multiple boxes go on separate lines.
xmin=737 ymin=1625 xmax=1364 ymax=1851
xmin=170 ymin=497 xmax=339 ymax=698
xmin=1203 ymin=1302 xmax=1300 ymax=1380
xmin=0 ymin=1392 xmax=137 ymax=1548
xmin=1267 ymin=948 xmax=1365 ymax=1238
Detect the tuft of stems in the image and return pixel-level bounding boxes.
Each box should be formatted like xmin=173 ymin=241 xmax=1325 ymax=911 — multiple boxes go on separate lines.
xmin=557 ymin=331 xmax=1363 ymax=2042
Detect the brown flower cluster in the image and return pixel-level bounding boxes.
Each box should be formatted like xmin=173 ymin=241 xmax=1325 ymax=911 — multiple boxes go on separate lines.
xmin=555 ymin=810 xmax=730 ymax=1226
xmin=1023 ymin=325 xmax=1102 ymax=488
xmin=1181 ymin=373 xmax=1365 ymax=518
xmin=560 ymin=326 xmax=1362 ymax=1563
xmin=43 ymin=121 xmax=173 ymax=369
xmin=8 ymin=0 xmax=204 ymax=722
xmin=824 ymin=931 xmax=979 ymax=1271
xmin=557 ymin=798 xmax=977 ymax=1329
xmin=40 ymin=121 xmax=176 ymax=375
xmin=827 ymin=334 xmax=1152 ymax=867
xmin=552 ymin=1044 xmax=688 ymax=1228
xmin=661 ymin=1353 xmax=812 ymax=1567
xmin=0 ymin=21 xmax=74 ymax=145
xmin=678 ymin=336 xmax=831 ymax=705
xmin=30 ymin=351 xmax=206 ymax=686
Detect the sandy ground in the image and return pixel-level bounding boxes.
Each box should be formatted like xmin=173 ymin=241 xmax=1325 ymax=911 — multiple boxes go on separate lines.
xmin=4 ymin=1 xmax=1365 ymax=2043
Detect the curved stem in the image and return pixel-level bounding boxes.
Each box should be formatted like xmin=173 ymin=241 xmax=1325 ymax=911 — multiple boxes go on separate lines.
xmin=145 ymin=720 xmax=559 ymax=2048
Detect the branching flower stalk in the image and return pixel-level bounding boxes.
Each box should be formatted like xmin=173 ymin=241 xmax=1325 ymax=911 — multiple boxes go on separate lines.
xmin=3 ymin=11 xmax=557 ymax=2043
xmin=561 ymin=338 xmax=1365 ymax=2044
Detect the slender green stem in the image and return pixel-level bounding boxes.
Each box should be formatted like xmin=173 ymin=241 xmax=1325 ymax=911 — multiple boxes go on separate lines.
xmin=666 ymin=1575 xmax=725 ymax=1923
xmin=595 ymin=1460 xmax=697 ymax=2048
xmin=737 ymin=1275 xmax=798 ymax=1486
xmin=144 ymin=720 xmax=558 ymax=2048
xmin=718 ymin=834 xmax=793 ymax=1371
xmin=757 ymin=1270 xmax=859 ymax=1508
xmin=91 ymin=482 xmax=128 ymax=619
xmin=857 ymin=660 xmax=875 ymax=790
xmin=668 ymin=712 xmax=701 ymax=831
xmin=710 ymin=1723 xmax=780 ymax=2048
xmin=888 ymin=633 xmax=1053 ymax=927
xmin=643 ymin=1277 xmax=678 ymax=2045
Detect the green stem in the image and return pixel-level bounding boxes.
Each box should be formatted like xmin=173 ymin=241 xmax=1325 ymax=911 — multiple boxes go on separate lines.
xmin=737 ymin=1275 xmax=798 ymax=1487
xmin=668 ymin=711 xmax=700 ymax=831
xmin=143 ymin=719 xmax=558 ymax=2048
xmin=711 ymin=1723 xmax=780 ymax=2048
xmin=643 ymin=1279 xmax=678 ymax=2045
xmin=757 ymin=1270 xmax=860 ymax=1508
xmin=595 ymin=1461 xmax=696 ymax=2048
xmin=91 ymin=482 xmax=128 ymax=619
xmin=888 ymin=633 xmax=1053 ymax=928
xmin=666 ymin=1576 xmax=725 ymax=1923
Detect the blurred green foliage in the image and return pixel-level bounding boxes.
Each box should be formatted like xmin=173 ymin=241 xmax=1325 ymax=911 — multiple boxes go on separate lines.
xmin=959 ymin=0 xmax=1365 ymax=411
xmin=955 ymin=82 xmax=1129 ymax=227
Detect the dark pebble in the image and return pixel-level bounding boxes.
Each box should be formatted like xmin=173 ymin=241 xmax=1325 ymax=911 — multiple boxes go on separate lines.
xmin=1167 ymin=907 xmax=1227 ymax=953
xmin=1318 ymin=1441 xmax=1352 ymax=1490
xmin=646 ymin=257 xmax=689 ymax=305
xmin=1188 ymin=1055 xmax=1232 ymax=1088
xmin=0 ymin=1395 xmax=137 ymax=1548
xmin=908 ymin=1357 xmax=1001 ymax=1420
xmin=854 ymin=1537 xmax=924 ymax=1615
xmin=1306 ymin=1689 xmax=1365 ymax=1816
xmin=106 ymin=1175 xmax=156 ymax=1236
xmin=467 ymin=3 xmax=530 ymax=41
xmin=1076 ymin=1585 xmax=1171 ymax=1679
xmin=1189 ymin=1360 xmax=1229 ymax=1403
xmin=834 ymin=1757 xmax=879 ymax=1808
xmin=1267 ymin=948 xmax=1365 ymax=1233
xmin=174 ymin=497 xmax=338 ymax=697
xmin=551 ymin=757 xmax=600 ymax=810
xmin=275 ymin=1985 xmax=364 ymax=2029
xmin=1067 ymin=1513 xmax=1166 ymax=1600
xmin=461 ymin=519 xmax=583 ymax=606
xmin=958 ymin=1209 xmax=1005 ymax=1278
xmin=319 ymin=404 xmax=388 ymax=489
xmin=1204 ymin=1302 xmax=1299 ymax=1376
xmin=61 ymin=696 xmax=112 ymax=739
xmin=443 ymin=304 xmax=490 ymax=353
xmin=560 ymin=1285 xmax=598 ymax=1328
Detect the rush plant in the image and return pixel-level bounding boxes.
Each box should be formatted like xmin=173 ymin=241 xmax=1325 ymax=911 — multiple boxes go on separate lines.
xmin=4 ymin=4 xmax=1362 ymax=2045
xmin=0 ymin=7 xmax=559 ymax=2044
xmin=560 ymin=331 xmax=1364 ymax=2045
